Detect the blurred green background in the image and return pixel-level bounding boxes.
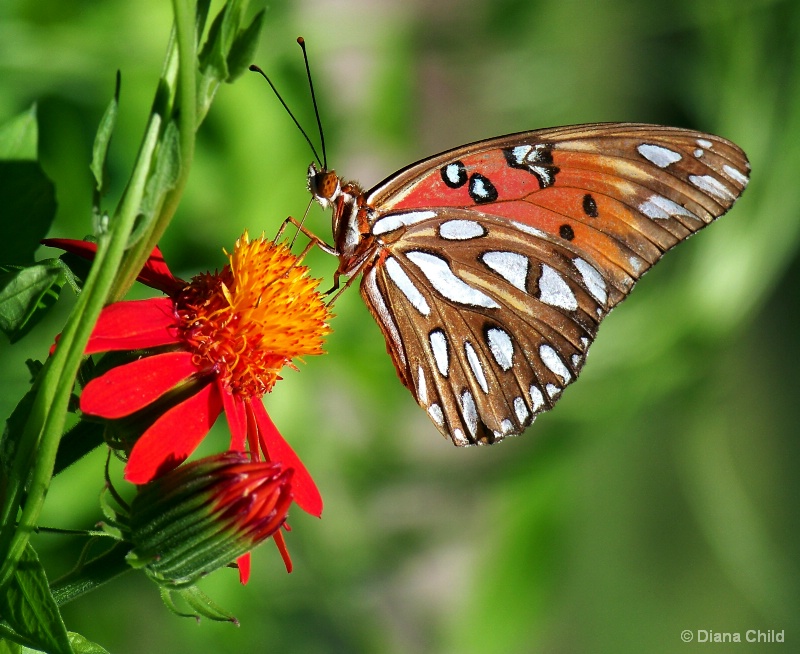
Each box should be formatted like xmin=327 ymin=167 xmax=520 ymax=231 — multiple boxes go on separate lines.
xmin=2 ymin=0 xmax=799 ymax=652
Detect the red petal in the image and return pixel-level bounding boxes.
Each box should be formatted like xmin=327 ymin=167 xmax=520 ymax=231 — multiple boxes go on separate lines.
xmin=80 ymin=351 xmax=199 ymax=418
xmin=86 ymin=297 xmax=178 ymax=354
xmin=135 ymin=246 xmax=185 ymax=295
xmin=41 ymin=238 xmax=99 ymax=260
xmin=41 ymin=239 xmax=184 ymax=295
xmin=221 ymin=382 xmax=247 ymax=453
xmin=237 ymin=553 xmax=251 ymax=585
xmin=124 ymin=381 xmax=223 ymax=484
xmin=250 ymin=400 xmax=323 ymax=518
xmin=273 ymin=530 xmax=293 ymax=573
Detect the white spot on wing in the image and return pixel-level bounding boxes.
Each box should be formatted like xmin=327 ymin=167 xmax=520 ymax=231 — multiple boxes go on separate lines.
xmin=546 ymin=383 xmax=561 ymax=398
xmin=696 ymin=138 xmax=712 ymax=148
xmin=539 ymin=264 xmax=578 ymax=310
xmin=465 ymin=342 xmax=489 ymax=394
xmin=362 ymin=267 xmax=406 ymax=369
xmin=487 ymin=328 xmax=514 ymax=371
xmin=500 ymin=419 xmax=514 ymax=434
xmin=637 ymin=143 xmax=682 ymax=167
xmin=573 ymin=258 xmax=608 ymax=305
xmin=514 ymin=397 xmax=529 ymax=424
xmin=406 ymin=251 xmax=500 ymax=308
xmin=689 ymin=174 xmax=736 ymax=201
xmin=385 ymin=257 xmax=430 ymax=316
xmin=428 ymin=403 xmax=444 ymax=426
xmin=417 ymin=366 xmax=427 ymax=405
xmin=444 ymin=164 xmax=462 ymax=185
xmin=529 ymin=385 xmax=544 ymax=411
xmin=429 ymin=330 xmax=449 ymax=377
xmin=461 ymin=391 xmax=478 ymax=438
xmin=629 ymin=255 xmax=646 ymax=274
xmin=639 ymin=194 xmax=697 ymax=221
xmin=481 ymin=251 xmax=529 ymax=292
xmin=722 ymin=164 xmax=749 ymax=186
xmin=510 ymin=220 xmax=549 ymax=240
xmin=470 ymin=177 xmax=491 ymax=200
xmin=453 ymin=428 xmax=469 ymax=446
xmin=439 ymin=219 xmax=486 ymax=240
xmin=511 ymin=145 xmax=531 ymax=164
xmin=539 ymin=344 xmax=572 ymax=383
xmin=372 ymin=210 xmax=437 ymax=236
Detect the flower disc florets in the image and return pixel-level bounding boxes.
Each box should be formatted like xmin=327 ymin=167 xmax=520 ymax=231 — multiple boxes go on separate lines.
xmin=175 ymin=233 xmax=331 ymax=399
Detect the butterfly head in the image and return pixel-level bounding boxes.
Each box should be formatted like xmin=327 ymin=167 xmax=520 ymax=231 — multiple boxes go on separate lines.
xmin=307 ymin=162 xmax=341 ymax=209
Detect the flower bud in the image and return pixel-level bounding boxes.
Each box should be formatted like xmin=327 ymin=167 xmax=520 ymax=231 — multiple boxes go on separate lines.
xmin=127 ymin=452 xmax=292 ymax=587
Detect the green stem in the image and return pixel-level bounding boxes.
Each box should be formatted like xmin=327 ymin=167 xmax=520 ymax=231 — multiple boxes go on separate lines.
xmin=109 ymin=0 xmax=197 ymax=301
xmin=50 ymin=541 xmax=133 ymax=606
xmin=0 ymin=115 xmax=163 ymax=593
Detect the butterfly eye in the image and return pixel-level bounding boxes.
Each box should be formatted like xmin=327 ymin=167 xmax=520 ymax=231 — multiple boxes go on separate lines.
xmin=308 ymin=166 xmax=341 ymax=204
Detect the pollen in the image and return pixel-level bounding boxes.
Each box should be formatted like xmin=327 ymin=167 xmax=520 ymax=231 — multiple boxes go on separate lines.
xmin=176 ymin=232 xmax=331 ymax=399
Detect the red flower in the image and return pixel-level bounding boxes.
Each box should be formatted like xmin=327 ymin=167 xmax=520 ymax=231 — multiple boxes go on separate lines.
xmin=45 ymin=233 xmax=331 ymax=580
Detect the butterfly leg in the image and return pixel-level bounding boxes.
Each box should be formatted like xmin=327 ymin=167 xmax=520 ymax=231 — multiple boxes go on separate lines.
xmin=273 ymin=216 xmax=338 ymax=256
xmin=324 ymin=254 xmax=375 ymax=305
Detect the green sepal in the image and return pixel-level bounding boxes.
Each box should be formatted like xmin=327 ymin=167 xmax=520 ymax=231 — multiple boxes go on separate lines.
xmin=161 ymin=585 xmax=238 ymax=624
xmin=226 ymin=9 xmax=266 ymax=80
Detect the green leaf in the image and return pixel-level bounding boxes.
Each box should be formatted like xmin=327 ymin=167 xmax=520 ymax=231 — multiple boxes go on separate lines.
xmin=131 ymin=120 xmax=181 ymax=245
xmin=195 ymin=0 xmax=212 ymax=40
xmin=0 ymin=634 xmax=22 ymax=653
xmin=227 ymin=9 xmax=265 ymax=80
xmin=0 ymin=106 xmax=38 ymax=160
xmin=198 ymin=5 xmax=231 ymax=81
xmin=67 ymin=632 xmax=110 ymax=654
xmin=53 ymin=420 xmax=105 ymax=478
xmin=0 ymin=162 xmax=57 ymax=266
xmin=196 ymin=0 xmax=260 ymax=119
xmin=0 ymin=544 xmax=73 ymax=654
xmin=90 ymin=71 xmax=121 ymax=197
xmin=0 ymin=262 xmax=65 ymax=344
xmin=1 ymin=384 xmax=38 ymax=482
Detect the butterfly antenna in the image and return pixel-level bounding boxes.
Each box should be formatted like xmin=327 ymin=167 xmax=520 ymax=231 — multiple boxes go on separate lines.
xmin=249 ymin=63 xmax=323 ymax=167
xmin=297 ymin=37 xmax=328 ymax=170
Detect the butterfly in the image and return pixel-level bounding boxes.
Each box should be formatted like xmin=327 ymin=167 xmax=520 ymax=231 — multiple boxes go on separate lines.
xmin=303 ymin=122 xmax=749 ymax=446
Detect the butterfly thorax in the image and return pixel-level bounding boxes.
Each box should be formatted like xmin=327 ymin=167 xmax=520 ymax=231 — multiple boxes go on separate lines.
xmin=307 ymin=162 xmax=376 ymax=277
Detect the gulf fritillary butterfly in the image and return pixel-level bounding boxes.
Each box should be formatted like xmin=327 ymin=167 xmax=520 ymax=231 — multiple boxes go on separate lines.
xmin=252 ymin=59 xmax=749 ymax=447
xmin=305 ymin=123 xmax=749 ymax=446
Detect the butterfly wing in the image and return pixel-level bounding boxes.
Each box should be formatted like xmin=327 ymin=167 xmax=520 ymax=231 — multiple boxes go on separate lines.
xmin=361 ymin=210 xmax=607 ymax=444
xmin=358 ymin=123 xmax=749 ymax=445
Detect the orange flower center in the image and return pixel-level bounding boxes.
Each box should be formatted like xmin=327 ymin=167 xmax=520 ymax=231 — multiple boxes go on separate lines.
xmin=176 ymin=233 xmax=331 ymax=399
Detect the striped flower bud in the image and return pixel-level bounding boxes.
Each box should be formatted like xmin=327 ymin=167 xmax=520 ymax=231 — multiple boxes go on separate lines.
xmin=127 ymin=452 xmax=293 ymax=587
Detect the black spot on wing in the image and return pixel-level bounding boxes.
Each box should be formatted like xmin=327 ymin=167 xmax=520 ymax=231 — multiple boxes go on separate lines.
xmin=468 ymin=173 xmax=498 ymax=204
xmin=440 ymin=161 xmax=468 ymax=188
xmin=582 ymin=193 xmax=598 ymax=217
xmin=502 ymin=143 xmax=560 ymax=189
